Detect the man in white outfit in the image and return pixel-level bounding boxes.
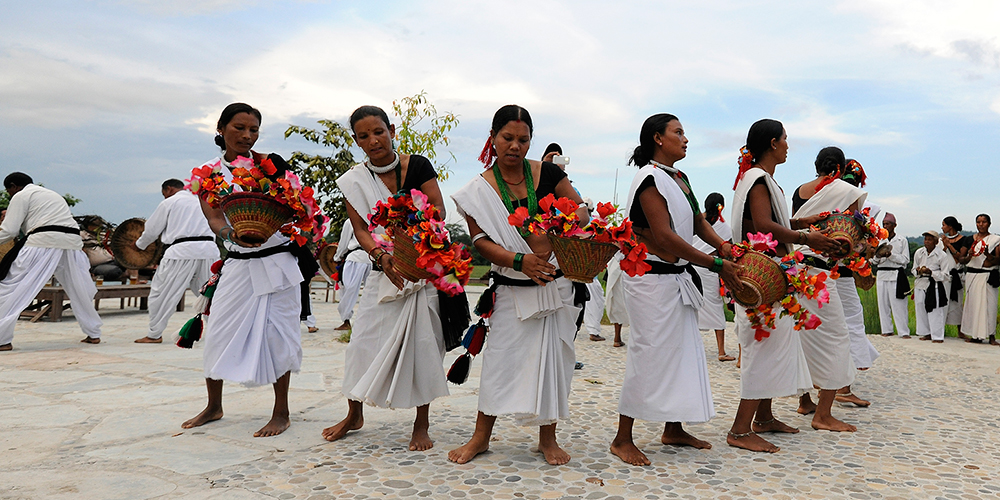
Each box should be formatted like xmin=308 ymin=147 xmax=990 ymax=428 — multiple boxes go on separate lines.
xmin=333 ymin=221 xmax=370 ymax=331
xmin=0 ymin=172 xmax=102 ymax=350
xmin=871 ymin=213 xmax=911 ymax=338
xmin=913 ymin=230 xmax=952 ymax=343
xmin=134 ymin=179 xmax=217 ymax=343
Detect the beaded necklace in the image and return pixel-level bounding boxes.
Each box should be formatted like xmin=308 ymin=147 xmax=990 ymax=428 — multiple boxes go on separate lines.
xmin=493 ymin=159 xmax=536 ymax=237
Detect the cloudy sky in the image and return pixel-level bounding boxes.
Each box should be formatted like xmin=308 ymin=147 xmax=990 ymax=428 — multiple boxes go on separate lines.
xmin=2 ymin=0 xmax=998 ymax=237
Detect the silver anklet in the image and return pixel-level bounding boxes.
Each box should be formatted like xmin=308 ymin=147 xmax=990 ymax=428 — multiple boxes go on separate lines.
xmin=837 ymin=392 xmax=853 ymax=397
xmin=753 ymin=418 xmax=775 ymax=426
xmin=728 ymin=430 xmax=756 ymax=439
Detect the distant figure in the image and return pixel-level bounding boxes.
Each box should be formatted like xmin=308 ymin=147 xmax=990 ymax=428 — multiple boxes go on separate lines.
xmin=134 ymin=179 xmax=217 ymax=344
xmin=604 ymin=251 xmax=630 ymax=347
xmin=333 ymin=221 xmax=371 ymax=332
xmin=872 ymin=213 xmax=910 ymax=338
xmin=913 ymin=230 xmax=952 ymax=343
xmin=692 ymin=192 xmax=735 ymax=362
xmin=960 ymin=214 xmax=1000 ymax=345
xmin=0 ymin=172 xmax=103 ymax=350
xmin=940 ymin=216 xmax=971 ymax=337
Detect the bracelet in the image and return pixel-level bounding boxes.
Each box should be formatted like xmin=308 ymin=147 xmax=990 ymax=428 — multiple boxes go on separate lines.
xmin=472 ymin=232 xmax=489 ymax=244
xmin=369 ymin=248 xmax=387 ymax=264
xmin=797 ymin=230 xmax=808 ymax=245
xmin=218 ymin=226 xmax=234 ymax=244
xmin=512 ymin=252 xmax=524 ymax=272
xmin=710 ymin=257 xmax=724 ymax=273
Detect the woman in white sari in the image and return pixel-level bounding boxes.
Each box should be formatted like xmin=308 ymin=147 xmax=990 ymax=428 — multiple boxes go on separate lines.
xmin=182 ymin=103 xmax=303 ymax=438
xmin=322 ymin=106 xmax=450 ymax=451
xmin=790 ymin=146 xmax=863 ymax=433
xmin=448 ymin=105 xmax=586 ymax=466
xmin=728 ymin=119 xmax=839 ymax=453
xmin=694 ymin=192 xmax=736 ymax=362
xmin=609 ymin=114 xmax=742 ymax=466
xmin=961 ymin=214 xmax=1000 ymax=343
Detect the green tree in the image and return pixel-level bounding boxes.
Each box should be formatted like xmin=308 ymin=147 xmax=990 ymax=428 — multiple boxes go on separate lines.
xmin=284 ymin=91 xmax=459 ymax=238
xmin=0 ymin=189 xmax=80 ymax=211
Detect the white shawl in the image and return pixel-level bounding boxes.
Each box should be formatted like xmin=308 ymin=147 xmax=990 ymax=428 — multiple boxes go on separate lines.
xmin=731 ymin=167 xmax=793 ymax=254
xmin=791 ymin=178 xmax=867 ymax=258
xmin=450 ymin=175 xmax=562 ymax=320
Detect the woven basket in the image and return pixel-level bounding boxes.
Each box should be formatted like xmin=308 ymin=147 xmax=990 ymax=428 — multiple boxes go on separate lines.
xmin=391 ymin=228 xmax=434 ymax=282
xmin=854 ymin=271 xmax=876 ymax=291
xmin=547 ymin=234 xmax=619 ymax=283
xmin=221 ymin=192 xmax=294 ymax=244
xmin=725 ymin=250 xmax=789 ymax=308
xmin=818 ymin=213 xmax=865 ymax=259
xmin=111 ymin=218 xmax=163 ymax=269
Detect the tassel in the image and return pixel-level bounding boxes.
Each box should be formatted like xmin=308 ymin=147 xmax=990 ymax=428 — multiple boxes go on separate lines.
xmin=466 ymin=321 xmax=487 ymax=356
xmin=193 ymin=294 xmax=209 ymax=315
xmin=447 ymin=353 xmax=472 ymax=384
xmin=175 ymin=314 xmax=203 ymax=349
xmin=474 ymin=284 xmax=496 ymax=317
xmin=438 ymin=290 xmax=471 ymax=352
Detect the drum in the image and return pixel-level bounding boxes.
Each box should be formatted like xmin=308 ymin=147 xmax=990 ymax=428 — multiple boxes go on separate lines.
xmin=111 ymin=218 xmax=163 ymax=269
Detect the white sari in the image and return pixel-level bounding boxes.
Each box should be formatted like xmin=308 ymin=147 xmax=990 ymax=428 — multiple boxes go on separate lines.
xmin=451 ymin=175 xmax=578 ymax=426
xmin=731 ymin=168 xmax=812 ymax=399
xmin=961 ymin=234 xmax=1000 ymax=340
xmin=334 ymin=163 xmax=448 ymax=409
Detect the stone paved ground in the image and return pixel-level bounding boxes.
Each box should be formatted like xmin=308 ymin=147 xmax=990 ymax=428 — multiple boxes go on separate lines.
xmin=2 ymin=286 xmax=1000 ymax=500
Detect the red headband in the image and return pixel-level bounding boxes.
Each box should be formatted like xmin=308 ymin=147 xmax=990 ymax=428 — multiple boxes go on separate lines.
xmin=732 ymin=146 xmax=754 ymax=190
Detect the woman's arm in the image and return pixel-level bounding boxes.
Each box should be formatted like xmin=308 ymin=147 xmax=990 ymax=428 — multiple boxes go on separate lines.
xmin=199 ymin=197 xmax=259 ymax=248
xmin=693 ymin=213 xmax=732 ymax=258
xmin=466 ymin=215 xmax=556 ymax=286
xmin=418 ymin=177 xmax=447 ymax=218
xmin=346 ymin=201 xmax=404 ymax=290
xmin=747 ymin=184 xmax=838 ymax=253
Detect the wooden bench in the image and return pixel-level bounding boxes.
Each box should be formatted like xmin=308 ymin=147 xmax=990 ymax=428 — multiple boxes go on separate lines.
xmin=30 ymin=284 xmax=169 ymax=322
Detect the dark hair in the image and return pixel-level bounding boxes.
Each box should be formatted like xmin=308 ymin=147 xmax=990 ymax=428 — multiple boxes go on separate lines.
xmin=628 ymin=113 xmax=678 ymax=167
xmin=704 ymin=192 xmax=725 ymax=225
xmin=943 ymin=216 xmax=962 ymax=232
xmin=745 ymin=119 xmax=784 ymax=163
xmin=977 ymin=213 xmax=992 ymax=225
xmin=215 ymin=103 xmax=262 ymax=150
xmin=543 ymin=143 xmax=562 ymax=156
xmin=161 ymin=179 xmax=184 ymax=190
xmin=814 ymin=146 xmax=845 ymax=176
xmin=349 ymin=105 xmax=392 ymax=133
xmin=3 ymin=172 xmax=33 ymax=189
xmin=490 ymin=105 xmax=533 ymax=137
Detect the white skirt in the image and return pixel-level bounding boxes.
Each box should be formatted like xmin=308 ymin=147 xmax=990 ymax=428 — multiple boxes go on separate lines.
xmin=735 ymin=305 xmax=812 ymax=400
xmin=619 ymin=272 xmax=714 ymax=423
xmin=695 ymin=266 xmax=726 ymax=331
xmin=342 ymin=272 xmax=448 ymax=409
xmin=961 ymin=271 xmax=999 ymax=339
xmin=203 ymin=257 xmax=302 ymax=387
xmin=837 ymin=276 xmax=879 ymax=369
xmin=946 ymin=273 xmax=965 ymax=325
xmin=604 ymin=253 xmax=630 ymax=326
xmin=798 ymin=267 xmax=856 ymax=389
xmin=478 ymin=277 xmax=578 ymax=426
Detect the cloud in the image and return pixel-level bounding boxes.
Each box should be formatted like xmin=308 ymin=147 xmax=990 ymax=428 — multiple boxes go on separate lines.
xmin=116 ymin=0 xmax=262 ymax=16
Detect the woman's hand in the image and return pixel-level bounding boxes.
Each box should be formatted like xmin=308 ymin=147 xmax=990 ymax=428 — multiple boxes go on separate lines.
xmin=805 ymin=229 xmax=840 ymax=254
xmin=797 ymin=213 xmax=829 ymax=228
xmin=379 ymin=253 xmax=405 ymax=290
xmin=718 ymin=260 xmax=744 ymax=294
xmin=231 ymin=235 xmax=262 ymax=249
xmin=521 ymin=251 xmax=557 ymax=286
xmin=718 ymin=241 xmax=734 ymax=259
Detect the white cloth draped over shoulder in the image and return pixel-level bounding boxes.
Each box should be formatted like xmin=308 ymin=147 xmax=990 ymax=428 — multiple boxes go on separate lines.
xmin=791 ymin=178 xmax=863 ymax=390
xmin=451 ymin=175 xmax=578 ymax=426
xmin=335 ymin=163 xmax=448 ymax=409
xmin=604 ymin=252 xmax=629 ymax=326
xmin=617 ymin=165 xmax=713 ymax=423
xmin=731 ymin=168 xmax=811 ymax=399
xmin=694 ymin=219 xmax=732 ymax=331
xmin=201 ymin=156 xmax=303 ymax=387
xmin=961 ymin=234 xmax=1000 ymax=339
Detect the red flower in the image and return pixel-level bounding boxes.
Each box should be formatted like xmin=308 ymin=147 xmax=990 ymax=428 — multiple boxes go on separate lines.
xmin=538 ymin=193 xmax=557 ymax=213
xmin=508 ymin=206 xmax=530 ymax=228
xmin=619 ymin=241 xmax=651 ymax=277
xmin=259 ymin=157 xmax=277 ymax=175
xmin=596 ymin=202 xmax=615 ymax=219
xmin=553 ymin=197 xmax=579 ymax=215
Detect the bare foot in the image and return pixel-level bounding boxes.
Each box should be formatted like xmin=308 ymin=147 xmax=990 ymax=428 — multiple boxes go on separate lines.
xmin=134 ymin=336 xmax=162 ymax=343
xmin=727 ymin=432 xmax=779 ymax=453
xmin=182 ymin=406 xmax=223 ymax=429
xmin=795 ymin=393 xmax=816 ymax=415
xmin=409 ymin=426 xmax=433 ymax=451
xmin=589 ymin=334 xmax=606 ymax=341
xmin=613 ymin=341 xmax=625 ymax=347
xmin=991 ymin=339 xmax=1000 ymax=346
xmin=0 ymin=343 xmax=11 ymax=351
xmin=811 ymin=415 xmax=857 ymax=432
xmin=334 ymin=321 xmax=351 ymax=331
xmin=661 ymin=428 xmax=712 ymax=449
xmin=752 ymin=418 xmax=800 ymax=434
xmin=718 ymin=354 xmax=736 ymax=362
xmin=307 ymin=327 xmax=319 ymax=333
xmin=610 ymin=439 xmax=650 ymax=466
xmin=538 ymin=440 xmax=571 ymax=465
xmin=448 ymin=436 xmax=490 ymax=464
xmin=836 ymin=393 xmax=871 ymax=407
xmin=958 ymin=332 xmax=969 ymax=340
xmin=81 ymin=337 xmax=100 ymax=344
xmin=254 ymin=414 xmax=290 ymax=437
xmin=322 ymin=413 xmax=363 ymax=442
xmin=932 ymin=340 xmax=943 ymax=343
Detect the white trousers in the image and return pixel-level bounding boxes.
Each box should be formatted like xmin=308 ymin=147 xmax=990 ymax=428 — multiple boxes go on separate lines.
xmin=876 ymin=279 xmax=910 ymax=337
xmin=582 ymin=280 xmax=605 ymax=336
xmin=914 ymin=288 xmax=946 ymax=341
xmin=0 ymin=246 xmax=102 ymax=345
xmin=147 ymin=258 xmax=212 ymax=339
xmin=302 ymin=314 xmax=316 ymax=328
xmin=338 ymin=260 xmax=370 ymax=322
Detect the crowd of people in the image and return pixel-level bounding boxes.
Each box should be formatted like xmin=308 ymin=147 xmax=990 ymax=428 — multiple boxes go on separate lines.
xmin=0 ymin=102 xmax=996 ymax=466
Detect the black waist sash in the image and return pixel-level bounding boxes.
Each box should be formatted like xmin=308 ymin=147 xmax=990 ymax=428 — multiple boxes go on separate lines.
xmin=949 ymin=268 xmax=964 ymax=300
xmin=802 ymin=255 xmax=832 ymax=271
xmin=227 ymin=244 xmax=293 ymax=260
xmin=876 ymin=266 xmax=910 ymax=298
xmin=643 ymin=260 xmax=703 ymax=295
xmin=837 ymin=266 xmax=854 ymax=278
xmin=967 ymin=266 xmax=1000 ymax=288
xmin=162 ymin=235 xmax=215 ymax=253
xmin=0 ymin=225 xmax=80 ymax=280
xmin=924 ymin=277 xmax=948 ymax=312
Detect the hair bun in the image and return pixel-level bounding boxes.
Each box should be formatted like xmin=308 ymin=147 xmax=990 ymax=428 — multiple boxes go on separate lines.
xmin=214 ymin=134 xmax=226 ymax=150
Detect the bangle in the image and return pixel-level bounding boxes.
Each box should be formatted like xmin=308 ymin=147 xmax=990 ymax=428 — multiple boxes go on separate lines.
xmin=472 ymin=232 xmax=488 ymax=244
xmin=369 ymin=248 xmax=386 ymax=264
xmin=798 ymin=230 xmax=808 ymax=245
xmin=512 ymin=252 xmax=524 ymax=272
xmin=710 ymin=256 xmax=724 ymax=273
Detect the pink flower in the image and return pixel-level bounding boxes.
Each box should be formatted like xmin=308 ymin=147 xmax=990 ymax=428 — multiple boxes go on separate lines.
xmin=802 ymin=313 xmax=822 ymax=330
xmin=231 ymin=156 xmax=254 ymax=170
xmin=746 ymin=232 xmax=779 ymax=253
xmin=410 ymin=188 xmax=430 ymax=211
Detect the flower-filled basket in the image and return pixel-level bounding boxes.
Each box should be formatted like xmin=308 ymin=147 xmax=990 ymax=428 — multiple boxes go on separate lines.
xmin=367 ymin=189 xmax=473 ymax=296
xmin=815 ymin=212 xmax=866 ymax=259
xmin=809 ymin=208 xmax=888 ymax=280
xmin=725 ymin=232 xmax=831 ymax=341
xmin=188 ymin=155 xmax=327 ymax=246
xmin=508 ymin=194 xmax=650 ymax=283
